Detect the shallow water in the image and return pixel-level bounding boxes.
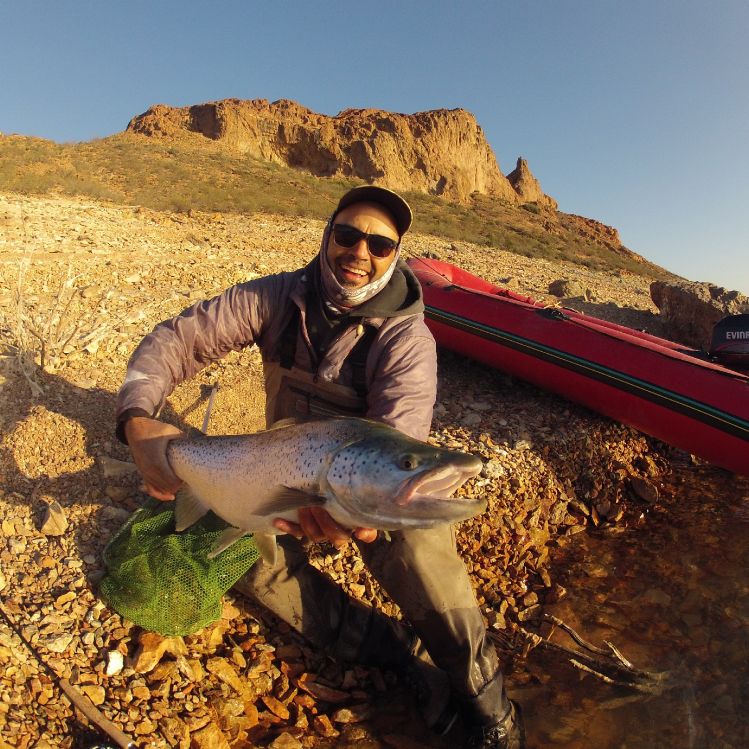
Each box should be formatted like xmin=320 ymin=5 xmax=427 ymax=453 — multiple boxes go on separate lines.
xmin=514 ymin=463 xmax=749 ymax=749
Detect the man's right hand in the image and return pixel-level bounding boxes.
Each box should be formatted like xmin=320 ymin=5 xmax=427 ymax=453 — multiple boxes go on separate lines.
xmin=124 ymin=417 xmax=185 ymax=501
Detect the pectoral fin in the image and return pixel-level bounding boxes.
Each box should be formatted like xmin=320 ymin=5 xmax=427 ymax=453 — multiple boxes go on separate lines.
xmin=207 ymin=527 xmax=249 ymax=559
xmin=174 ymin=487 xmax=210 ymax=531
xmin=253 ymin=487 xmax=326 ymax=516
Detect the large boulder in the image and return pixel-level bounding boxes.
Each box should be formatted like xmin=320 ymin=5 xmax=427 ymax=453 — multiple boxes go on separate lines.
xmin=650 ymin=279 xmax=749 ymax=349
xmin=127 ymin=99 xmax=557 ymax=205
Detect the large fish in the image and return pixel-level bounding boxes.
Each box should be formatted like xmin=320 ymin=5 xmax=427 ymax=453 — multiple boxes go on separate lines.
xmin=166 ymin=417 xmax=484 ymax=563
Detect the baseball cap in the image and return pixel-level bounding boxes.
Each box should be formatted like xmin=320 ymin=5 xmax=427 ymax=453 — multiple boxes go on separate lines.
xmin=333 ymin=185 xmax=413 ymax=237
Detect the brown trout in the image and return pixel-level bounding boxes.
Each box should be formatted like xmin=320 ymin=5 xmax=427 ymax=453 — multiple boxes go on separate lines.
xmin=167 ymin=417 xmax=484 ymax=562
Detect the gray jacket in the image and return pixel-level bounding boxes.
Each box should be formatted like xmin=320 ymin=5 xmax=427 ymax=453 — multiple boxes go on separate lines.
xmin=116 ymin=259 xmax=438 ymax=441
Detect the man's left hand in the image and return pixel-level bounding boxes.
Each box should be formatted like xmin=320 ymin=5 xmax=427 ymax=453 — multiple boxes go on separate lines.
xmin=273 ymin=507 xmax=377 ymax=548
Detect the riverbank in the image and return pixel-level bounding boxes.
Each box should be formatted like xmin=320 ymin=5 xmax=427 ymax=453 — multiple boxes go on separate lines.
xmin=0 ymin=192 xmax=744 ymax=748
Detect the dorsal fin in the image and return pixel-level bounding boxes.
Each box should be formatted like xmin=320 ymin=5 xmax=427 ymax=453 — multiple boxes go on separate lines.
xmin=268 ymin=417 xmax=306 ymax=430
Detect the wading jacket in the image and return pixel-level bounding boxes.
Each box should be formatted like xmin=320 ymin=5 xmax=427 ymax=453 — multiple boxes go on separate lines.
xmin=116 ymin=258 xmax=438 ymax=442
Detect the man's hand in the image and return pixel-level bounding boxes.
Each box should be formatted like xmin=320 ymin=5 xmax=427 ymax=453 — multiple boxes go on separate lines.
xmin=273 ymin=507 xmax=377 ymax=549
xmin=124 ymin=417 xmax=185 ymax=501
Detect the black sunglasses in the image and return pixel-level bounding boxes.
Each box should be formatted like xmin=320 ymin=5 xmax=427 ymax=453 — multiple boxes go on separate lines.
xmin=331 ymin=224 xmax=399 ymax=258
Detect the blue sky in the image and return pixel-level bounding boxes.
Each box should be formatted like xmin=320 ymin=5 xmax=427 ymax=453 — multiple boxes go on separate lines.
xmin=2 ymin=1 xmax=747 ymax=294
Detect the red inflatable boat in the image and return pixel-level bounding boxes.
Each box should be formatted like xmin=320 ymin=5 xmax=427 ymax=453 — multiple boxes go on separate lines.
xmin=408 ymin=257 xmax=749 ymax=476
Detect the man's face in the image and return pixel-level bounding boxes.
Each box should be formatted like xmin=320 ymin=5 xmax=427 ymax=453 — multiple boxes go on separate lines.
xmin=326 ymin=202 xmax=400 ymax=289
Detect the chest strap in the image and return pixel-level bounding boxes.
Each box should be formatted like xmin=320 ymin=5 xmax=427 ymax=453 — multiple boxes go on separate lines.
xmin=279 ymin=307 xmax=302 ymax=371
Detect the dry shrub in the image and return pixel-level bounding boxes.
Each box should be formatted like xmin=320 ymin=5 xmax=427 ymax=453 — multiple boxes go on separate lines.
xmin=0 ymin=256 xmax=114 ymax=394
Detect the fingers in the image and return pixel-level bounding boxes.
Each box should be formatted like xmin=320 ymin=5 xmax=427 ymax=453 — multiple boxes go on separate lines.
xmin=125 ymin=417 xmax=185 ymax=500
xmin=353 ymin=527 xmax=378 ymax=544
xmin=273 ymin=509 xmax=377 ymax=548
xmin=272 ymin=518 xmax=303 ymax=539
xmin=142 ymin=481 xmax=179 ymax=502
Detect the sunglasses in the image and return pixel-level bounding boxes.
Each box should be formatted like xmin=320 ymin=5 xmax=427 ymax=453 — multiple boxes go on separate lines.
xmin=331 ymin=224 xmax=399 ymax=258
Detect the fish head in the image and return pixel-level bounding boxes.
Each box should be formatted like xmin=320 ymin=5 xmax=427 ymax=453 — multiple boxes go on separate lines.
xmin=325 ymin=428 xmax=485 ymax=529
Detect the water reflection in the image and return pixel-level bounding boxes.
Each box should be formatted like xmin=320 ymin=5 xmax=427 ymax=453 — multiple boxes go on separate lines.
xmin=514 ymin=464 xmax=749 ymax=749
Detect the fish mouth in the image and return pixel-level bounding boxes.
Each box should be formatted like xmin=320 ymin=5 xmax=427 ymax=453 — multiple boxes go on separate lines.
xmin=402 ymin=494 xmax=487 ymax=523
xmin=393 ymin=462 xmax=485 ymax=522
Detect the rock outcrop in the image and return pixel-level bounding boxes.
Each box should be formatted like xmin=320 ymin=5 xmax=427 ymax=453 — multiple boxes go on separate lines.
xmin=562 ymin=214 xmax=623 ymax=251
xmin=650 ymin=279 xmax=749 ymax=349
xmin=507 ymin=158 xmax=558 ymax=210
xmin=127 ymin=98 xmax=556 ymax=205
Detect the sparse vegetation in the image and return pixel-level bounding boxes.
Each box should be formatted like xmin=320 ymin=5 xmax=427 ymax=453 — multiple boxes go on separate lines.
xmin=0 ymin=255 xmax=117 ymax=394
xmin=0 ymin=133 xmax=669 ymax=278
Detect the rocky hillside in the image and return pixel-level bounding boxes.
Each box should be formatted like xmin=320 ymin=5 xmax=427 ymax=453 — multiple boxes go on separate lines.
xmin=127 ymin=99 xmax=558 ymax=207
xmin=0 ymin=133 xmax=661 ymax=279
xmin=0 ymin=192 xmax=747 ymax=748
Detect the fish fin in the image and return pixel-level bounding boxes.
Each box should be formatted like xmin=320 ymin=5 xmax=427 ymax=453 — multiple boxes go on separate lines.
xmin=253 ymin=533 xmax=278 ymax=566
xmin=207 ymin=527 xmax=248 ymax=559
xmin=253 ymin=487 xmax=326 ymax=516
xmin=174 ymin=488 xmax=210 ymax=531
xmin=267 ymin=416 xmax=319 ymax=430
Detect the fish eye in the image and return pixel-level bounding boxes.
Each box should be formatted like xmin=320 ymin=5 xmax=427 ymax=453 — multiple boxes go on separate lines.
xmin=399 ymin=454 xmax=419 ymax=471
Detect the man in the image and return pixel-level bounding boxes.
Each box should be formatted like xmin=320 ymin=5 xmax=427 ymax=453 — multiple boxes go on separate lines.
xmin=116 ymin=185 xmax=523 ymax=748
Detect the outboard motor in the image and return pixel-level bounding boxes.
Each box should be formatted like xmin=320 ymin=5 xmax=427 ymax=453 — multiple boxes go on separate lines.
xmin=709 ymin=314 xmax=749 ymax=372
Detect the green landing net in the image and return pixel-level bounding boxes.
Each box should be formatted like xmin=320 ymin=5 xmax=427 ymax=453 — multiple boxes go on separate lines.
xmin=99 ymin=498 xmax=261 ymax=636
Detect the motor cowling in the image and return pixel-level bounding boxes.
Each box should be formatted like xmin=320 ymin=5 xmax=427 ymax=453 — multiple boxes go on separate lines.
xmin=709 ymin=314 xmax=749 ymax=372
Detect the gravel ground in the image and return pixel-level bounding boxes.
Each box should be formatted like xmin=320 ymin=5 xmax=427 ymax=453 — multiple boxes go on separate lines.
xmin=0 ymin=192 xmax=744 ymax=748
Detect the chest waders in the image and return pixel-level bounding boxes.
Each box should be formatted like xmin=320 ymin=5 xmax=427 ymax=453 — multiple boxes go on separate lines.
xmin=264 ymin=305 xmax=374 ymax=424
xmin=235 ymin=305 xmax=507 ymax=730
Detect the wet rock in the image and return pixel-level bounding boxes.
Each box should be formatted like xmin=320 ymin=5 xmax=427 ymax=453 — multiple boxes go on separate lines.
xmin=630 ymin=477 xmax=659 ymax=504
xmin=382 ymin=734 xmax=435 ymax=749
xmin=460 ymin=412 xmax=482 ymax=427
xmin=296 ymin=675 xmax=350 ymax=703
xmin=261 ymin=694 xmax=290 ymax=720
xmin=313 ymin=714 xmax=340 ymax=738
xmin=639 ymin=588 xmax=672 ymax=606
xmin=332 ymin=704 xmax=371 ymax=723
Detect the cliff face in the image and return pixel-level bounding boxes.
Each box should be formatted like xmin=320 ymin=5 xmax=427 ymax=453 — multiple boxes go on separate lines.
xmin=127 ymin=98 xmax=555 ymax=205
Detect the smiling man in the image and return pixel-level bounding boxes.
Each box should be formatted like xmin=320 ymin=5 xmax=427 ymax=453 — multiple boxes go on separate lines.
xmin=116 ymin=185 xmax=523 ymax=749
xmin=328 ymin=209 xmax=399 ymax=283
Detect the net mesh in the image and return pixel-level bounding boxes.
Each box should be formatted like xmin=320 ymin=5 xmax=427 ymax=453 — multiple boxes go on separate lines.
xmin=99 ymin=498 xmax=261 ymax=636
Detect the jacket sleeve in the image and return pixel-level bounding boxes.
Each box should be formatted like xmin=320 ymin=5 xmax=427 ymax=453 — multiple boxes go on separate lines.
xmin=115 ymin=274 xmax=287 ymax=428
xmin=365 ymin=319 xmax=437 ymax=442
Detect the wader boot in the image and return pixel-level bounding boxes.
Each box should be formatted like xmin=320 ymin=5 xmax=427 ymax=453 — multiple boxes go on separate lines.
xmin=233 ymin=528 xmax=505 ymax=735
xmin=465 ymin=700 xmax=525 ymax=749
